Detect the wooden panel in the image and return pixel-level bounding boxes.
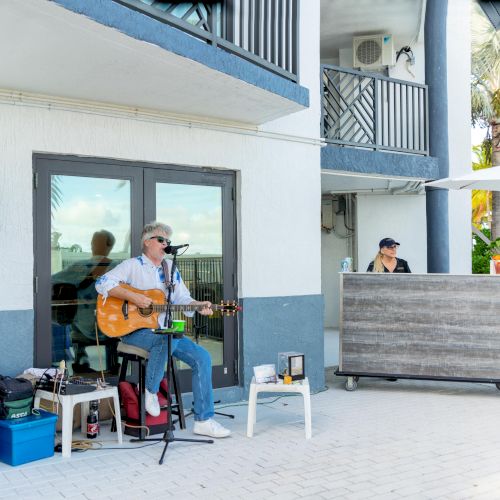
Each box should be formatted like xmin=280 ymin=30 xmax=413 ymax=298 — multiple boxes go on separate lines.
xmin=340 ymin=274 xmax=500 ymax=379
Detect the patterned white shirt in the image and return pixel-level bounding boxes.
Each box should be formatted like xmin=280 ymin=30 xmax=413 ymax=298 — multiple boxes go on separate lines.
xmin=95 ymin=254 xmax=194 ymax=326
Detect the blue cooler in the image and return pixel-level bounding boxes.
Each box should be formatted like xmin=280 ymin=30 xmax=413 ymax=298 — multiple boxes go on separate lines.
xmin=0 ymin=410 xmax=57 ymax=466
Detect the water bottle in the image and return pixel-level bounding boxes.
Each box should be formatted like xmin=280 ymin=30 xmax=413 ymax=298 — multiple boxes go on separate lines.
xmin=86 ymin=400 xmax=99 ymax=439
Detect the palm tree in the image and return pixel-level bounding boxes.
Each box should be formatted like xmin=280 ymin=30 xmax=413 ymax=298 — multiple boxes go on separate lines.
xmin=471 ymin=1 xmax=500 ymax=238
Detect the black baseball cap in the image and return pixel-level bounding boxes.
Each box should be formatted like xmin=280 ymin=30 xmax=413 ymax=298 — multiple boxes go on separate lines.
xmin=379 ymin=238 xmax=400 ymax=248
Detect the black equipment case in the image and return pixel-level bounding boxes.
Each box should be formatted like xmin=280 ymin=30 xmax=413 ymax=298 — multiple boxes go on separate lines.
xmin=0 ymin=376 xmax=34 ymax=419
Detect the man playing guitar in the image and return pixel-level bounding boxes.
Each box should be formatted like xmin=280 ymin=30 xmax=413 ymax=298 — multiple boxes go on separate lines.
xmin=96 ymin=221 xmax=231 ymax=438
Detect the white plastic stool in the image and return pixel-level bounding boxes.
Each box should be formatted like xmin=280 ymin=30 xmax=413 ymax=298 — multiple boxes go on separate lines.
xmin=34 ymin=386 xmax=123 ymax=458
xmin=247 ymin=376 xmax=311 ymax=439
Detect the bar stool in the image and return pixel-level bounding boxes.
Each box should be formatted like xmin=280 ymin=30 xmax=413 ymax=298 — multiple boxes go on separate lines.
xmin=114 ymin=341 xmax=185 ymax=439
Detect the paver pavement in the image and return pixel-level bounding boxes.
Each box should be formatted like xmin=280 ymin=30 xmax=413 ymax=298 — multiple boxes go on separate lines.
xmin=2 ymin=373 xmax=500 ymax=499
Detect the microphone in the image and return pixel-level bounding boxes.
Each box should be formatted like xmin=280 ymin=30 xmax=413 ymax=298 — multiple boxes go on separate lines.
xmin=164 ymin=243 xmax=189 ymax=255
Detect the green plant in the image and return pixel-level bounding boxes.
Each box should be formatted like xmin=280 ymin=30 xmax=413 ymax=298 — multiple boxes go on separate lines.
xmin=472 ymin=229 xmax=491 ymax=274
xmin=487 ymin=237 xmax=500 ymax=256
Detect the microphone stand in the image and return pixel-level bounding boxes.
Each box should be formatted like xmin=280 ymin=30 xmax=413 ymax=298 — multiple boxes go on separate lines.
xmin=156 ymin=247 xmax=213 ymax=465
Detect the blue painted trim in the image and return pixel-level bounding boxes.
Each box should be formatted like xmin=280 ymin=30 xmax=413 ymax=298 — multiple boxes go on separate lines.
xmin=321 ymin=145 xmax=439 ymax=180
xmin=52 ymin=0 xmax=309 ymax=108
xmin=0 ymin=310 xmax=34 ymax=376
xmin=240 ymin=295 xmax=325 ymax=396
xmin=425 ymin=0 xmax=450 ymax=272
xmin=153 ymin=294 xmax=325 ymax=406
xmin=426 ymin=188 xmax=450 ymax=273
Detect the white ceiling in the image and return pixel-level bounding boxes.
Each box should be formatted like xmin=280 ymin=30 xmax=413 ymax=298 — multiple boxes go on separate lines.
xmin=321 ymin=169 xmax=425 ymax=194
xmin=0 ymin=0 xmax=304 ymax=125
xmin=320 ymin=0 xmax=424 ymax=60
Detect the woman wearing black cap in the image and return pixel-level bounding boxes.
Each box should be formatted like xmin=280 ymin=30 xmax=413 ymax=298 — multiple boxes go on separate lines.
xmin=367 ymin=238 xmax=411 ymax=273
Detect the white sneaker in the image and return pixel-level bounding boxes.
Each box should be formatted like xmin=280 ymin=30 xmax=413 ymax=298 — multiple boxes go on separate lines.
xmin=193 ymin=418 xmax=231 ymax=438
xmin=145 ymin=389 xmax=160 ymax=417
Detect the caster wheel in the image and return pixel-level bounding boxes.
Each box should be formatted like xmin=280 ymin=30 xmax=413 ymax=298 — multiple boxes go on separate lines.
xmin=345 ymin=377 xmax=357 ymax=391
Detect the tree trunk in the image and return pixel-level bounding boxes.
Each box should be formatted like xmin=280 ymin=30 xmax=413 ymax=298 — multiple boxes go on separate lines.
xmin=491 ymin=119 xmax=500 ymax=239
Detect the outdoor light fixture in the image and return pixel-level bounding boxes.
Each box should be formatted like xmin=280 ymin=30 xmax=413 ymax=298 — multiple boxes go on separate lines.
xmin=278 ymin=352 xmax=305 ymax=382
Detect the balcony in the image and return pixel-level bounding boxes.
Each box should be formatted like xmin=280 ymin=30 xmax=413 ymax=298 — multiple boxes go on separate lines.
xmin=116 ymin=0 xmax=299 ymax=82
xmin=0 ymin=0 xmax=308 ymax=125
xmin=320 ymin=65 xmax=437 ymax=183
xmin=322 ymin=65 xmax=428 ymax=156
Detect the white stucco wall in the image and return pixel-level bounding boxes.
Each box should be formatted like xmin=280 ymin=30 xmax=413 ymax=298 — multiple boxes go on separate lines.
xmin=446 ymin=0 xmax=472 ymax=274
xmin=356 ymin=194 xmax=427 ymax=274
xmin=0 ymin=102 xmax=321 ymax=311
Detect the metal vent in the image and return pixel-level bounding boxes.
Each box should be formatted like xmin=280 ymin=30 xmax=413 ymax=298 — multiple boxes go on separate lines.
xmin=356 ymin=39 xmax=382 ymax=65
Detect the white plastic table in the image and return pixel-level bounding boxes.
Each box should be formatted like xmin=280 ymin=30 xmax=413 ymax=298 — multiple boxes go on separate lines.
xmin=34 ymin=386 xmax=122 ymax=458
xmin=247 ymin=376 xmax=311 ymax=439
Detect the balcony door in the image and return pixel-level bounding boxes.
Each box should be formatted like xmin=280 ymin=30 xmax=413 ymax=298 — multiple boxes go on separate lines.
xmin=33 ymin=155 xmax=237 ymax=389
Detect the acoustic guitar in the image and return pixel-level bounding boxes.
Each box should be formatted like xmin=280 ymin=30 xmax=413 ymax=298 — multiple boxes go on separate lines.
xmin=96 ymin=284 xmax=240 ymax=337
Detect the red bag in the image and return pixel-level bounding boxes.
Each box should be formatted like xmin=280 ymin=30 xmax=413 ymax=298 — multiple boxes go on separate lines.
xmin=119 ymin=380 xmax=170 ymax=435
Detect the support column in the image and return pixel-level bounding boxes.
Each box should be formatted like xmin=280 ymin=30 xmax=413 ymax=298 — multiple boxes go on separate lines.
xmin=425 ymin=0 xmax=450 ymax=273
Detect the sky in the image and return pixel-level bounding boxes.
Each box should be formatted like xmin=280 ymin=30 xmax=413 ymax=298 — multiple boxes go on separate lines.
xmin=471 ymin=125 xmax=489 ymax=147
xmin=52 ymin=175 xmax=223 ymax=256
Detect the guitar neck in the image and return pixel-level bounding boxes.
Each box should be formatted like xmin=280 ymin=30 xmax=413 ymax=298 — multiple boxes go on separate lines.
xmin=150 ymin=304 xmax=225 ymax=313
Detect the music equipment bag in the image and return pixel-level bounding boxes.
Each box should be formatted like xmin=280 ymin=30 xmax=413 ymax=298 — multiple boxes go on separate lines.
xmin=0 ymin=376 xmax=34 ymax=419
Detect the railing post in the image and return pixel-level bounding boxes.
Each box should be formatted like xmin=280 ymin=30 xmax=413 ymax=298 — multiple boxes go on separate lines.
xmin=224 ymin=0 xmax=235 ymax=44
xmin=207 ymin=2 xmax=217 ymax=46
xmin=320 ymin=65 xmax=326 ymax=139
xmin=373 ymin=77 xmax=379 ymax=150
xmin=291 ymin=0 xmax=299 ymax=79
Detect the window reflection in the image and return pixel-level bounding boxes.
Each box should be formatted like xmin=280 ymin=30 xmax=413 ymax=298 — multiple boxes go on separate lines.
xmin=50 ymin=176 xmax=131 ymax=376
xmin=156 ymin=183 xmax=224 ymax=367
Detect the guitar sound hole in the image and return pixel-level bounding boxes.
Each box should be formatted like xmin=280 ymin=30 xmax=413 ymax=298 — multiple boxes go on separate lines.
xmin=138 ymin=306 xmax=153 ymax=317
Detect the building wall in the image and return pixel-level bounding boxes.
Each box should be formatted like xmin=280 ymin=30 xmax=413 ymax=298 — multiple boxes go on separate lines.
xmin=321 ymin=228 xmax=348 ymax=329
xmin=357 ymin=194 xmax=428 ymax=275
xmin=0 ymin=1 xmax=324 ymax=391
xmin=447 ymin=0 xmax=472 ymax=274
xmin=0 ymin=99 xmax=323 ymax=389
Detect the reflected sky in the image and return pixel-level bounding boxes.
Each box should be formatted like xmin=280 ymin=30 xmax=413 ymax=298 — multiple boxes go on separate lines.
xmin=52 ymin=176 xmax=130 ymax=254
xmin=156 ymin=183 xmax=222 ymax=256
xmin=51 ymin=176 xmax=223 ymax=256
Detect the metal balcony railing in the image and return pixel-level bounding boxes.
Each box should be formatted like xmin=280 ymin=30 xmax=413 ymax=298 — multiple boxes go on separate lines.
xmin=321 ymin=65 xmax=429 ymax=155
xmin=114 ymin=1 xmax=299 ymax=82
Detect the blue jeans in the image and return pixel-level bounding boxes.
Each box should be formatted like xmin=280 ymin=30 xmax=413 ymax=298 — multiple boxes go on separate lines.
xmin=122 ymin=329 xmax=214 ymax=421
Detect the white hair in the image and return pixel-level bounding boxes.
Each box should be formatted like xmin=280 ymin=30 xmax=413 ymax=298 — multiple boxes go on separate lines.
xmin=141 ymin=221 xmax=173 ymax=248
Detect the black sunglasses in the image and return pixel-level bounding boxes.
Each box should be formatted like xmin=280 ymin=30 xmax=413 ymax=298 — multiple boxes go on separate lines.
xmin=149 ymin=236 xmax=171 ymax=245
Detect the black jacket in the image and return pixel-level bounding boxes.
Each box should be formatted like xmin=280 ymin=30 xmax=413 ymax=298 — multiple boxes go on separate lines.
xmin=366 ymin=258 xmax=411 ymax=273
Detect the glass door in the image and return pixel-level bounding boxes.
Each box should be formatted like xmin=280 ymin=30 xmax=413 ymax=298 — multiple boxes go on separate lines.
xmin=34 ymin=156 xmax=143 ymax=375
xmin=144 ymin=168 xmax=237 ymax=388
xmin=34 ymin=156 xmax=237 ymax=389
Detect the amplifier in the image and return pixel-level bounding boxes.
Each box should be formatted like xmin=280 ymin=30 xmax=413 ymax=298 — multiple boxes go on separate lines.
xmin=39 ymin=379 xmax=97 ymax=395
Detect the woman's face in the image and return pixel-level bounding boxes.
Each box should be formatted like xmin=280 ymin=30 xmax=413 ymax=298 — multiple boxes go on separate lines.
xmin=381 ymin=244 xmax=398 ymax=258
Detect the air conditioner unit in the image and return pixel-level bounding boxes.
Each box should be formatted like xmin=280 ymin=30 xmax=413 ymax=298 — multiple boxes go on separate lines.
xmin=353 ymin=34 xmax=395 ymax=69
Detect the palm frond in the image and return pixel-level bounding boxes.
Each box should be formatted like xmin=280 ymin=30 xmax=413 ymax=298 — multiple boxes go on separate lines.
xmin=471 ymin=2 xmax=500 ymax=82
xmin=471 ymin=1 xmax=500 ymax=124
xmin=471 ymin=82 xmax=494 ymax=125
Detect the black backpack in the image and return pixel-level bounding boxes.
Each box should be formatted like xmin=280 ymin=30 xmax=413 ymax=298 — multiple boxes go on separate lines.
xmin=0 ymin=376 xmax=34 ymax=419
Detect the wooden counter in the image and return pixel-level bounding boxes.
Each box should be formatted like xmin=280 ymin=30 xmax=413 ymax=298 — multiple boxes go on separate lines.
xmin=337 ymin=273 xmax=500 ymax=389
